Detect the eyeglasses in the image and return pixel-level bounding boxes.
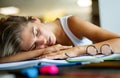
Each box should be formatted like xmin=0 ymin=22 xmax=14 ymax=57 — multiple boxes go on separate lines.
xmin=86 ymin=44 xmax=114 ymax=56
xmin=65 ymin=44 xmax=114 ymax=58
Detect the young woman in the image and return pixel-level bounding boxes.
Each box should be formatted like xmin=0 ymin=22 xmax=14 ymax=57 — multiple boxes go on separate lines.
xmin=0 ymin=15 xmax=120 ymax=63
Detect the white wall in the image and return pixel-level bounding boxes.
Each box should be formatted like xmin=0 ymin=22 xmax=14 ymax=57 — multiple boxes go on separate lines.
xmin=99 ymin=0 xmax=120 ymax=34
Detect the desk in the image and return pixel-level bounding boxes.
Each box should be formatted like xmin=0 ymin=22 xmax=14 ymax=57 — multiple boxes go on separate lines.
xmin=0 ymin=61 xmax=120 ymax=78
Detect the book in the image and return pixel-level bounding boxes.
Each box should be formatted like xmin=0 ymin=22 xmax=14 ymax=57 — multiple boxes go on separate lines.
xmin=0 ymin=54 xmax=119 ymax=70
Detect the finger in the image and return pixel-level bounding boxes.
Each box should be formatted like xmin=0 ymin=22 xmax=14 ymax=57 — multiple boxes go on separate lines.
xmin=45 ymin=52 xmax=67 ymax=59
xmin=43 ymin=45 xmax=73 ymax=55
xmin=60 ymin=45 xmax=73 ymax=50
xmin=42 ymin=44 xmax=62 ymax=54
xmin=50 ymin=44 xmax=73 ymax=50
xmin=50 ymin=45 xmax=72 ymax=52
xmin=46 ymin=55 xmax=66 ymax=59
xmin=37 ymin=52 xmax=62 ymax=59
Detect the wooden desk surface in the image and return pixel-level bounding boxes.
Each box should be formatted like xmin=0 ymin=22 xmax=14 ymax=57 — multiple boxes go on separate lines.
xmin=81 ymin=61 xmax=120 ymax=68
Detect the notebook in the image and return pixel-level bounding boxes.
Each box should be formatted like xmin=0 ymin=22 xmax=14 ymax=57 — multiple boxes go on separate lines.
xmin=66 ymin=54 xmax=120 ymax=63
xmin=0 ymin=58 xmax=80 ymax=70
xmin=0 ymin=54 xmax=119 ymax=70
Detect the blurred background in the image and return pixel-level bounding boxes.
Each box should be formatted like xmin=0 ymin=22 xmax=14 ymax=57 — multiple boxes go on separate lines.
xmin=1 ymin=0 xmax=120 ymax=34
xmin=0 ymin=0 xmax=99 ymax=26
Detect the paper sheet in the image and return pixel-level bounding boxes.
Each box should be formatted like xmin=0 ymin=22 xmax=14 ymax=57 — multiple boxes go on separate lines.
xmin=66 ymin=54 xmax=120 ymax=63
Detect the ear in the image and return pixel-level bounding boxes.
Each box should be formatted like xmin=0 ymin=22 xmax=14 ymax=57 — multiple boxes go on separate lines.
xmin=31 ymin=17 xmax=41 ymax=23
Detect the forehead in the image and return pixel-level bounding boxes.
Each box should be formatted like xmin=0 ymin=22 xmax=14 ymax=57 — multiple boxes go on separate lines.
xmin=20 ymin=22 xmax=34 ymax=50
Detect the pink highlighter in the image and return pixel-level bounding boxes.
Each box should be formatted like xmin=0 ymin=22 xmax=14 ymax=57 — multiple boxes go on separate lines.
xmin=39 ymin=65 xmax=59 ymax=75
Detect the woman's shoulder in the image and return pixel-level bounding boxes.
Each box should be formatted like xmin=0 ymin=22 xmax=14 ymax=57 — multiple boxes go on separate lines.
xmin=67 ymin=15 xmax=82 ymax=23
xmin=63 ymin=15 xmax=78 ymax=20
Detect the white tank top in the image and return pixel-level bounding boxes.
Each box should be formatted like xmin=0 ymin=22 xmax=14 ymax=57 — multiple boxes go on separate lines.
xmin=59 ymin=15 xmax=92 ymax=46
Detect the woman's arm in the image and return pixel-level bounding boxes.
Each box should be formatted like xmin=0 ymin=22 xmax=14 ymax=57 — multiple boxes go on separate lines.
xmin=38 ymin=38 xmax=120 ymax=59
xmin=68 ymin=16 xmax=120 ymax=43
xmin=0 ymin=44 xmax=72 ymax=63
xmin=38 ymin=16 xmax=120 ymax=59
xmin=0 ymin=49 xmax=44 ymax=63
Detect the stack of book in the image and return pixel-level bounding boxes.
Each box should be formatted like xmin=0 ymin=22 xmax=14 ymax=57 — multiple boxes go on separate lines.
xmin=0 ymin=54 xmax=120 ymax=70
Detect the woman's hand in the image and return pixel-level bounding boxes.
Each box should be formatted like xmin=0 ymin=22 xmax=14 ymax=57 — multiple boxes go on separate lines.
xmin=37 ymin=46 xmax=85 ymax=59
xmin=41 ymin=44 xmax=73 ymax=54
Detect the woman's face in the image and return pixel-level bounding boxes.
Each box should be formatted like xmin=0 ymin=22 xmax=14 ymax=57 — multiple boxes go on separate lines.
xmin=20 ymin=20 xmax=56 ymax=51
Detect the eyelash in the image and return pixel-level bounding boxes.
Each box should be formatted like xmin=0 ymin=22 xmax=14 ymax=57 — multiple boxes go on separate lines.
xmin=34 ymin=29 xmax=40 ymax=49
xmin=34 ymin=27 xmax=40 ymax=37
xmin=36 ymin=29 xmax=40 ymax=36
xmin=31 ymin=27 xmax=40 ymax=50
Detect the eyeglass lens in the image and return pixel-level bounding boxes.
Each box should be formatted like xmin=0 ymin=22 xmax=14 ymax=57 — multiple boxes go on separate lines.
xmin=87 ymin=45 xmax=98 ymax=55
xmin=100 ymin=44 xmax=112 ymax=55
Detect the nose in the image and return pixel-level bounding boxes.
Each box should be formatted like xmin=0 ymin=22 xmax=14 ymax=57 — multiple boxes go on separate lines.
xmin=35 ymin=37 xmax=47 ymax=49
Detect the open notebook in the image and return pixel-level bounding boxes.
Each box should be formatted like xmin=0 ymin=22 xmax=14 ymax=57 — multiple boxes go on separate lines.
xmin=0 ymin=54 xmax=120 ymax=70
xmin=66 ymin=54 xmax=120 ymax=62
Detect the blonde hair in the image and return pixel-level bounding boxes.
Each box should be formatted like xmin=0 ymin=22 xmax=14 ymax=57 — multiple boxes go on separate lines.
xmin=0 ymin=15 xmax=34 ymax=57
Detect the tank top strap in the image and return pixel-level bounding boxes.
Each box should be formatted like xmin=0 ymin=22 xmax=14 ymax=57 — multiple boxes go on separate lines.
xmin=59 ymin=15 xmax=81 ymax=46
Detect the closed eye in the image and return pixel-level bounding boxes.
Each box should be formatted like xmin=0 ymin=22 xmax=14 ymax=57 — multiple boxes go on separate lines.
xmin=33 ymin=26 xmax=40 ymax=37
xmin=36 ymin=29 xmax=40 ymax=36
xmin=28 ymin=26 xmax=39 ymax=51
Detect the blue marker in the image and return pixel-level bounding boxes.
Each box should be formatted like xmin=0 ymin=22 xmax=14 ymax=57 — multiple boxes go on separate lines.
xmin=21 ymin=68 xmax=38 ymax=78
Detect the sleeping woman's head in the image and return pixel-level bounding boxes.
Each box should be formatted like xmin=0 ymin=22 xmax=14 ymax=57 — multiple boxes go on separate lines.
xmin=0 ymin=16 xmax=56 ymax=57
xmin=0 ymin=16 xmax=31 ymax=57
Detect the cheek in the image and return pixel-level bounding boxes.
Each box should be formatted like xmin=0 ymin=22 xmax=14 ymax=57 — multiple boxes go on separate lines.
xmin=41 ymin=28 xmax=51 ymax=37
